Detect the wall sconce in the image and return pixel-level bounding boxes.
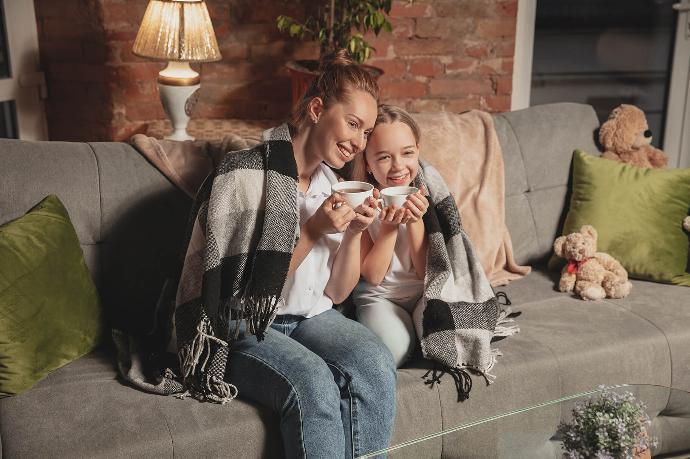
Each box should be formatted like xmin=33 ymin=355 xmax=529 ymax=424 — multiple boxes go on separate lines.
xmin=133 ymin=0 xmax=221 ymax=141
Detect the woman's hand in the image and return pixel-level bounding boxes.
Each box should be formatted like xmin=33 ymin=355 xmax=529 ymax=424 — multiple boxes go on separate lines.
xmin=306 ymin=193 xmax=356 ymax=236
xmin=403 ymin=185 xmax=429 ymax=224
xmin=347 ymin=196 xmax=378 ymax=234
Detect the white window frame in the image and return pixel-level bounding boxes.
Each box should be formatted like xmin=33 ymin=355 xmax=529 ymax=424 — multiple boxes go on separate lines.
xmin=664 ymin=0 xmax=690 ymax=168
xmin=511 ymin=0 xmax=536 ymax=111
xmin=0 ymin=0 xmax=47 ymax=140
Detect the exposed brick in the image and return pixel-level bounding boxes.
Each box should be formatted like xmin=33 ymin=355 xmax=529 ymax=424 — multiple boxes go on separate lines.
xmin=464 ymin=42 xmax=491 ymax=59
xmin=251 ymin=41 xmax=293 ymax=59
xmin=484 ymin=95 xmax=512 ymax=112
xmin=102 ymin=3 xmax=141 ymax=25
xmin=41 ymin=19 xmax=99 ymax=40
xmin=38 ymin=0 xmax=518 ymax=140
xmin=446 ymin=58 xmax=477 ymax=73
xmin=389 ymin=18 xmax=415 ymax=39
xmin=496 ymin=76 xmax=513 ymax=95
xmin=48 ymin=63 xmax=109 ymax=83
xmin=409 ymin=58 xmax=443 ymax=78
xmin=83 ymin=43 xmax=108 ymax=63
xmin=407 ymin=98 xmax=443 ymax=112
xmin=476 ymin=19 xmax=516 ymax=39
xmin=394 ymin=38 xmax=457 ymax=56
xmin=445 ymin=97 xmax=482 ymax=113
xmin=429 ymin=79 xmax=493 ymax=97
xmin=125 ymin=101 xmax=166 ymax=120
xmin=381 ymin=80 xmax=427 ymax=99
xmin=494 ymin=40 xmax=516 ymax=58
xmin=496 ymin=1 xmax=519 ymax=17
xmin=478 ymin=59 xmax=510 ymax=76
xmin=218 ymin=42 xmax=250 ymax=61
xmin=390 ymin=1 xmax=431 ymax=18
xmin=417 ymin=17 xmax=472 ymax=40
xmin=368 ymin=59 xmax=407 ymax=79
xmin=40 ymin=41 xmax=83 ymax=62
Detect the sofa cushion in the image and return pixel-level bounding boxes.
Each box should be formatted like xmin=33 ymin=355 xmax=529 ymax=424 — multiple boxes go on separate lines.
xmin=0 ymin=195 xmax=102 ymax=397
xmin=494 ymin=103 xmax=602 ymax=264
xmin=555 ymin=150 xmax=690 ymax=285
xmin=2 ymin=269 xmax=688 ymax=457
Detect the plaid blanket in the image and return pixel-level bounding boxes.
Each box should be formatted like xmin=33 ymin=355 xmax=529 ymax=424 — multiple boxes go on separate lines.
xmin=412 ymin=160 xmax=518 ymax=401
xmin=114 ymin=125 xmax=517 ymax=404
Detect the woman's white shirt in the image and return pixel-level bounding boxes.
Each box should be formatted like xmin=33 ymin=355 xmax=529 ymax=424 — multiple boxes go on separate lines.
xmin=278 ymin=163 xmax=343 ymax=317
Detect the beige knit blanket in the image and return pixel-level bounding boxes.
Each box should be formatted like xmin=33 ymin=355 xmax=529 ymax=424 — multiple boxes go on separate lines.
xmin=130 ymin=134 xmax=261 ymax=198
xmin=413 ymin=110 xmax=531 ymax=286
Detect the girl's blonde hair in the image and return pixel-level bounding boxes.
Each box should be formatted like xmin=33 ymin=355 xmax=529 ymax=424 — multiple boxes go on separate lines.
xmin=291 ymin=49 xmax=379 ymax=130
xmin=351 ymin=104 xmax=421 ymax=184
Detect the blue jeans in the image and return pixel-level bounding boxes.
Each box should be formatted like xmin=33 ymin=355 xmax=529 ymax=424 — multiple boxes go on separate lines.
xmin=226 ymin=308 xmax=397 ymax=459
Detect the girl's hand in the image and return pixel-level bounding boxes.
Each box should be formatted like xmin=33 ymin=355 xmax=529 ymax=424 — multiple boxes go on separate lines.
xmin=380 ymin=204 xmax=409 ymax=226
xmin=307 ymin=193 xmax=356 ymax=236
xmin=347 ymin=196 xmax=378 ymax=234
xmin=403 ymin=185 xmax=429 ymax=224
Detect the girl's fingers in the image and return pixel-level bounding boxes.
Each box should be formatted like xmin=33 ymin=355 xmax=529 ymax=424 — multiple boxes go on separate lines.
xmin=408 ymin=193 xmax=427 ymax=211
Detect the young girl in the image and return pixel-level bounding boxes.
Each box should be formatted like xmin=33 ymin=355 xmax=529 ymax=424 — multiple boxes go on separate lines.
xmin=351 ymin=104 xmax=429 ymax=367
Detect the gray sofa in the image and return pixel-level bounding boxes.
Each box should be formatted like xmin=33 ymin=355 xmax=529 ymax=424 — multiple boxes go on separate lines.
xmin=1 ymin=102 xmax=688 ymax=458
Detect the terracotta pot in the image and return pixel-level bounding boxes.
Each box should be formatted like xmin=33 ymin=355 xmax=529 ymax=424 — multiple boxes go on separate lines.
xmin=285 ymin=60 xmax=384 ymax=108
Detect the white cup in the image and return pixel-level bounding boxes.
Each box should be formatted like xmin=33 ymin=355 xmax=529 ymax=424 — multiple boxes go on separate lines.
xmin=380 ymin=186 xmax=419 ymax=208
xmin=331 ymin=181 xmax=374 ymax=208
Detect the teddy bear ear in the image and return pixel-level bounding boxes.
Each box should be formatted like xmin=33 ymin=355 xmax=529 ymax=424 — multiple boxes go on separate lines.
xmin=553 ymin=236 xmax=566 ymax=257
xmin=610 ymin=106 xmax=622 ymax=119
xmin=580 ymin=225 xmax=598 ymax=241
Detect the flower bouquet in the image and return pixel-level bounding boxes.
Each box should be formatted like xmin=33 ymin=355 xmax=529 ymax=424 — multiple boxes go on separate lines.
xmin=558 ymin=386 xmax=657 ymax=459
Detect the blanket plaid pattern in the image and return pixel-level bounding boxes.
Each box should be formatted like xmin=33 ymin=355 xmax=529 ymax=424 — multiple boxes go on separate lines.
xmin=412 ymin=160 xmax=518 ymax=400
xmin=114 ymin=125 xmax=517 ymax=404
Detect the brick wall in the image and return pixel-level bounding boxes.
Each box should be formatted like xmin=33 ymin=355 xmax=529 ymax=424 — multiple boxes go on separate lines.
xmin=35 ymin=0 xmax=516 ymax=141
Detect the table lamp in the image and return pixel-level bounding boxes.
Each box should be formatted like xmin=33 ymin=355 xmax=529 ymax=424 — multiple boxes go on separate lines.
xmin=133 ymin=0 xmax=221 ymax=141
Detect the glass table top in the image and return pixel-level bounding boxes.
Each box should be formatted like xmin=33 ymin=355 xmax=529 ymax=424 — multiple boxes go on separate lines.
xmin=356 ymin=384 xmax=690 ymax=458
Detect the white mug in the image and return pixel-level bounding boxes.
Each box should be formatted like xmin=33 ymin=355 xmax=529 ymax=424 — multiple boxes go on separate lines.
xmin=331 ymin=181 xmax=374 ymax=208
xmin=380 ymin=186 xmax=419 ymax=208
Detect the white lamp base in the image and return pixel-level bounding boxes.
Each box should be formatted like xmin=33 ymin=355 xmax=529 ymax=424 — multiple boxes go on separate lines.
xmin=158 ymin=82 xmax=200 ymax=141
xmin=157 ymin=62 xmax=201 ymax=141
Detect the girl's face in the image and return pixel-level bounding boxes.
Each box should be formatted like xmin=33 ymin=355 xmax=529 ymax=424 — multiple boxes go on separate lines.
xmin=309 ymin=89 xmax=378 ymax=170
xmin=365 ymin=121 xmax=419 ymax=188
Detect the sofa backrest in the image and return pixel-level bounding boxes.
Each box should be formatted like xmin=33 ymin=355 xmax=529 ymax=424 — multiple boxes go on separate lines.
xmin=0 ymin=102 xmax=600 ymax=333
xmin=0 ymin=140 xmax=192 ymax=335
xmin=493 ymin=102 xmax=600 ymax=264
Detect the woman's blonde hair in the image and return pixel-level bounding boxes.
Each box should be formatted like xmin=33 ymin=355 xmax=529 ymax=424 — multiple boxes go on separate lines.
xmin=291 ymin=49 xmax=380 ymax=129
xmin=351 ymin=104 xmax=421 ymax=184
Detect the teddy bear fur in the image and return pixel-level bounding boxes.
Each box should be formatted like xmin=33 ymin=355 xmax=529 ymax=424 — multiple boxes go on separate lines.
xmin=599 ymin=104 xmax=668 ymax=169
xmin=684 ymin=216 xmax=690 ymax=233
xmin=553 ymin=225 xmax=632 ymax=301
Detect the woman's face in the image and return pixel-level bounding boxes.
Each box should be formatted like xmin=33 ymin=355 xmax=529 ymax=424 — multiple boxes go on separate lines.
xmin=365 ymin=121 xmax=419 ymax=188
xmin=310 ymin=90 xmax=378 ymax=169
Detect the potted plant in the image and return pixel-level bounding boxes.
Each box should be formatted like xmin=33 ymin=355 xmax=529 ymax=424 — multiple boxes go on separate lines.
xmin=276 ymin=0 xmax=403 ymax=106
xmin=558 ymin=386 xmax=657 ymax=459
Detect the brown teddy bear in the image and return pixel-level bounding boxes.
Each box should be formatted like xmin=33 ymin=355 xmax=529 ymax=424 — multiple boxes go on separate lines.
xmin=553 ymin=225 xmax=632 ymax=301
xmin=599 ymin=104 xmax=668 ymax=168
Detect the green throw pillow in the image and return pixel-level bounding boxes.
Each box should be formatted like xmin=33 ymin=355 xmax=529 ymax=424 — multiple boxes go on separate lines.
xmin=551 ymin=150 xmax=690 ymax=286
xmin=0 ymin=195 xmax=102 ymax=397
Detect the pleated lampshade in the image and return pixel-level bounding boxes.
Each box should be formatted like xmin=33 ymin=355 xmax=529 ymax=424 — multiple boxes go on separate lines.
xmin=133 ymin=0 xmax=221 ymax=62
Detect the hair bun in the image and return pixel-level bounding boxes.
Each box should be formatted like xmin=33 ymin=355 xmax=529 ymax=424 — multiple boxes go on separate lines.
xmin=319 ymin=49 xmax=357 ymax=71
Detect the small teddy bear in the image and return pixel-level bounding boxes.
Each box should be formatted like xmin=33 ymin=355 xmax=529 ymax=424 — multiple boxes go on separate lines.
xmin=599 ymin=104 xmax=668 ymax=169
xmin=553 ymin=225 xmax=632 ymax=301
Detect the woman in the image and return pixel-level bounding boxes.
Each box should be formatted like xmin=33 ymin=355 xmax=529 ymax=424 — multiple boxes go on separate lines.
xmin=174 ymin=50 xmax=396 ymax=459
